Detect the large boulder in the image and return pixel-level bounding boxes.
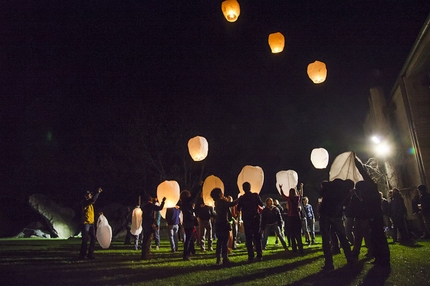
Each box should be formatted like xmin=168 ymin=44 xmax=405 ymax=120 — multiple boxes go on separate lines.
xmin=29 ymin=194 xmax=78 ymax=238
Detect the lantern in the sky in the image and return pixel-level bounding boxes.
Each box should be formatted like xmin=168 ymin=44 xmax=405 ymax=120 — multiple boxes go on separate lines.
xmin=157 ymin=180 xmax=180 ymax=219
xmin=307 ymin=60 xmax=327 ymax=84
xmin=237 ymin=165 xmax=264 ymax=195
xmin=268 ymin=32 xmax=285 ymax=53
xmin=221 ymin=0 xmax=240 ymax=22
xmin=311 ymin=148 xmax=329 ymax=169
xmin=202 ymin=175 xmax=225 ymax=207
xmin=188 ymin=136 xmax=208 ymax=161
xmin=275 ymin=170 xmax=298 ymax=196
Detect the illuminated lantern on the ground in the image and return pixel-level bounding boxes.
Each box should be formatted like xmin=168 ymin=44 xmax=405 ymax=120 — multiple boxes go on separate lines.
xmin=157 ymin=180 xmax=180 ymax=218
xmin=275 ymin=170 xmax=298 ymax=196
xmin=237 ymin=165 xmax=264 ymax=195
xmin=188 ymin=136 xmax=208 ymax=161
xmin=311 ymin=148 xmax=329 ymax=169
xmin=268 ymin=32 xmax=285 ymax=53
xmin=221 ymin=0 xmax=240 ymax=22
xmin=202 ymin=175 xmax=225 ymax=207
xmin=307 ymin=60 xmax=327 ymax=84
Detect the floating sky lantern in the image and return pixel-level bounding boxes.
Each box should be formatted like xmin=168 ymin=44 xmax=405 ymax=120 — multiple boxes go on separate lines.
xmin=237 ymin=165 xmax=264 ymax=195
xmin=157 ymin=180 xmax=180 ymax=218
xmin=275 ymin=170 xmax=298 ymax=196
xmin=202 ymin=175 xmax=225 ymax=207
xmin=96 ymin=214 xmax=112 ymax=249
xmin=307 ymin=60 xmax=327 ymax=84
xmin=311 ymin=148 xmax=329 ymax=169
xmin=221 ymin=0 xmax=240 ymax=22
xmin=268 ymin=32 xmax=285 ymax=53
xmin=188 ymin=136 xmax=208 ymax=161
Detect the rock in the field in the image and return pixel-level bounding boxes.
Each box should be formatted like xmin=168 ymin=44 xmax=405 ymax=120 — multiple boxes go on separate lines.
xmin=29 ymin=194 xmax=78 ymax=238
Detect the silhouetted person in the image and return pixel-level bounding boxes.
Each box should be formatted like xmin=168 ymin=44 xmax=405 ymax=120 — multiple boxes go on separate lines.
xmin=389 ymin=188 xmax=409 ymax=243
xmin=318 ymin=179 xmax=355 ymax=270
xmin=280 ymin=184 xmax=304 ymax=254
xmin=211 ymin=188 xmax=238 ymax=266
xmin=237 ymin=182 xmax=264 ymax=262
xmin=141 ymin=195 xmax=165 ymax=260
xmin=355 ymin=156 xmax=390 ymax=268
xmin=417 ymin=185 xmax=430 ymax=238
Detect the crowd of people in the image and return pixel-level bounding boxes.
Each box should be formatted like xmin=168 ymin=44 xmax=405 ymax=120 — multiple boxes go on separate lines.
xmin=79 ymin=170 xmax=430 ymax=271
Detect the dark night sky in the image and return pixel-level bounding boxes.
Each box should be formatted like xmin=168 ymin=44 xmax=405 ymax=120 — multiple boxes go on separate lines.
xmin=1 ymin=1 xmax=429 ymax=206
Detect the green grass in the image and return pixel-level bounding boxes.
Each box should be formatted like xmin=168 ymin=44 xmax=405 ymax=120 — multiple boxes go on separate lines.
xmin=1 ymin=235 xmax=429 ymax=286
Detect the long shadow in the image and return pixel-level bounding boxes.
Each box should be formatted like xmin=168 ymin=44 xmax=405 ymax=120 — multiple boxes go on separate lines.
xmin=199 ymin=255 xmax=324 ymax=286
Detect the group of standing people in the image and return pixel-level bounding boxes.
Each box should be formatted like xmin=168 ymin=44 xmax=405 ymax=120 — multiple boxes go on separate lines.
xmin=78 ymin=173 xmax=427 ymax=271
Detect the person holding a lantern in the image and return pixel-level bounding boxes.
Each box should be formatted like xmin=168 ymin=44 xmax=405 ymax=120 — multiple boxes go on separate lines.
xmin=141 ymin=194 xmax=166 ymax=260
xmin=237 ymin=182 xmax=264 ymax=263
xmin=79 ymin=187 xmax=103 ymax=260
xmin=178 ymin=190 xmax=200 ymax=261
xmin=211 ymin=188 xmax=238 ymax=265
xmin=318 ymin=179 xmax=355 ymax=270
xmin=279 ymin=184 xmax=304 ymax=254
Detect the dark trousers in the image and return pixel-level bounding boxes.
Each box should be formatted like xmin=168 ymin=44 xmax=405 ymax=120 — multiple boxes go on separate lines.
xmin=183 ymin=227 xmax=194 ymax=259
xmin=215 ymin=222 xmax=230 ymax=261
xmin=80 ymin=224 xmax=96 ymax=258
xmin=287 ymin=216 xmax=303 ymax=252
xmin=243 ymin=216 xmax=262 ymax=259
xmin=141 ymin=225 xmax=153 ymax=259
xmin=320 ymin=215 xmax=352 ymax=266
xmin=369 ymin=216 xmax=390 ymax=266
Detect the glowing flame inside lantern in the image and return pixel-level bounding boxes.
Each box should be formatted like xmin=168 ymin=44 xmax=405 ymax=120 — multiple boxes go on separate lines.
xmin=188 ymin=136 xmax=208 ymax=161
xmin=221 ymin=0 xmax=240 ymax=22
xmin=276 ymin=170 xmax=298 ymax=196
xmin=311 ymin=148 xmax=329 ymax=169
xmin=268 ymin=32 xmax=285 ymax=53
xmin=237 ymin=165 xmax=264 ymax=195
xmin=307 ymin=60 xmax=327 ymax=84
xmin=157 ymin=180 xmax=180 ymax=218
xmin=202 ymin=175 xmax=225 ymax=207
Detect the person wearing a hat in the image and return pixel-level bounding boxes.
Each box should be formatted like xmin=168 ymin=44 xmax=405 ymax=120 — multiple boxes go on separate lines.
xmin=79 ymin=187 xmax=103 ymax=260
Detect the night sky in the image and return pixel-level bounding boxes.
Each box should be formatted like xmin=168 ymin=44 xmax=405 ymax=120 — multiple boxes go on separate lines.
xmin=1 ymin=1 xmax=429 ymax=207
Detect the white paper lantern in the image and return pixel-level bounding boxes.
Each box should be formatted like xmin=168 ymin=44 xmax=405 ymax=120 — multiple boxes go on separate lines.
xmin=157 ymin=180 xmax=180 ymax=218
xmin=96 ymin=214 xmax=112 ymax=249
xmin=188 ymin=136 xmax=208 ymax=161
xmin=221 ymin=0 xmax=240 ymax=23
xmin=275 ymin=170 xmax=298 ymax=196
xmin=237 ymin=165 xmax=264 ymax=195
xmin=307 ymin=60 xmax=327 ymax=84
xmin=268 ymin=32 xmax=285 ymax=53
xmin=202 ymin=175 xmax=225 ymax=207
xmin=130 ymin=207 xmax=142 ymax=236
xmin=311 ymin=148 xmax=329 ymax=169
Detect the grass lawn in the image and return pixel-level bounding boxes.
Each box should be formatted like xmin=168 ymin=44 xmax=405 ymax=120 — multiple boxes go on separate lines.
xmin=0 ymin=235 xmax=429 ymax=286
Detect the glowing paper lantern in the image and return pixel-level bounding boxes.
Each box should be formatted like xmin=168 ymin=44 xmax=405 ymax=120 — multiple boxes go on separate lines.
xmin=275 ymin=170 xmax=298 ymax=196
xmin=329 ymin=151 xmax=364 ymax=183
xmin=157 ymin=180 xmax=180 ymax=218
xmin=311 ymin=148 xmax=329 ymax=169
xmin=202 ymin=175 xmax=225 ymax=207
xmin=237 ymin=165 xmax=264 ymax=195
xmin=221 ymin=0 xmax=240 ymax=22
xmin=96 ymin=214 xmax=112 ymax=249
xmin=131 ymin=207 xmax=142 ymax=236
xmin=307 ymin=60 xmax=327 ymax=84
xmin=268 ymin=32 xmax=285 ymax=53
xmin=188 ymin=136 xmax=208 ymax=161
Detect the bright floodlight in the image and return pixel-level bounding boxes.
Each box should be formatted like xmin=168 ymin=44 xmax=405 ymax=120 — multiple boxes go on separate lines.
xmin=374 ymin=142 xmax=391 ymax=157
xmin=371 ymin=135 xmax=381 ymax=144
